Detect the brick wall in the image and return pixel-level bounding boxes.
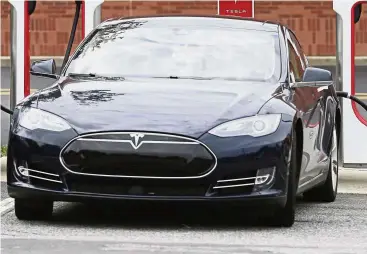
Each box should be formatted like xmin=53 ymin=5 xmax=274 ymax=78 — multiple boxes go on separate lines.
xmin=1 ymin=1 xmax=367 ymax=57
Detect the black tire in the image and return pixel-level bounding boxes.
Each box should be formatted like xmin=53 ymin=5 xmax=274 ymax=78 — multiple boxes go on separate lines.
xmin=14 ymin=198 xmax=54 ymax=221
xmin=303 ymin=126 xmax=338 ymax=202
xmin=268 ymin=128 xmax=298 ymax=227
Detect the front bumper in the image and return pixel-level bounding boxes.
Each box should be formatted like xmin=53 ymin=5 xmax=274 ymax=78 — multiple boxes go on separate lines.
xmin=7 ymin=117 xmax=293 ymax=208
xmin=8 ymin=184 xmax=286 ymax=208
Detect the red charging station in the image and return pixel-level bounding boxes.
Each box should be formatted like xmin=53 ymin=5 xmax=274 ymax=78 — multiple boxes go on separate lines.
xmin=8 ymin=0 xmax=103 ymax=109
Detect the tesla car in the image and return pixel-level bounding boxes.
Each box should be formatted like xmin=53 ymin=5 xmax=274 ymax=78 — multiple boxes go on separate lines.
xmin=7 ymin=15 xmax=340 ymax=227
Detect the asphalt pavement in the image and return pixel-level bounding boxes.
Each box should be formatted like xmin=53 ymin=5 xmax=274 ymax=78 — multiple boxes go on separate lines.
xmin=1 ymin=193 xmax=367 ymax=254
xmin=1 ymin=181 xmax=8 ymax=201
xmin=1 ymin=66 xmax=367 ymax=146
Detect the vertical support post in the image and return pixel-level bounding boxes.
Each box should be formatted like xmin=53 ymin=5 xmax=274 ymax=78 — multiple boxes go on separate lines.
xmin=335 ymin=13 xmax=344 ymax=165
xmin=83 ymin=0 xmax=104 ymax=37
xmin=24 ymin=1 xmax=30 ymax=97
xmin=9 ymin=0 xmax=26 ymax=109
xmin=94 ymin=4 xmax=102 ymax=27
xmin=10 ymin=5 xmax=17 ymax=111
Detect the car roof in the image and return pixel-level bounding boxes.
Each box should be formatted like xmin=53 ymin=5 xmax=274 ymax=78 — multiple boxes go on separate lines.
xmin=98 ymin=15 xmax=281 ymax=33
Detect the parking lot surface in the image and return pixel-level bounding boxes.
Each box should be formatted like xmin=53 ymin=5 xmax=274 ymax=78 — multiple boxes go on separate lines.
xmin=1 ymin=193 xmax=367 ymax=254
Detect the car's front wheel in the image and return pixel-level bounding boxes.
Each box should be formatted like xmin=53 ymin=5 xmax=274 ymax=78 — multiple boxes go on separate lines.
xmin=14 ymin=198 xmax=53 ymax=221
xmin=303 ymin=126 xmax=339 ymax=202
xmin=268 ymin=127 xmax=298 ymax=227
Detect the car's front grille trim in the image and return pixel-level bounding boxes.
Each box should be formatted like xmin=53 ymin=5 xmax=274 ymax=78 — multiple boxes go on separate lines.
xmin=213 ymin=174 xmax=256 ymax=191
xmin=17 ymin=166 xmax=63 ymax=183
xmin=59 ymin=131 xmax=217 ymax=179
xmin=28 ymin=174 xmax=63 ymax=184
xmin=77 ymin=138 xmax=199 ymax=150
xmin=18 ymin=167 xmax=59 ymax=177
xmin=217 ymin=176 xmax=256 ymax=183
xmin=213 ymin=182 xmax=255 ymax=189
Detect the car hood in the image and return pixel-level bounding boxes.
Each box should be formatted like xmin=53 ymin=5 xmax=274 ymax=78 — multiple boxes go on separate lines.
xmin=33 ymin=77 xmax=279 ymax=138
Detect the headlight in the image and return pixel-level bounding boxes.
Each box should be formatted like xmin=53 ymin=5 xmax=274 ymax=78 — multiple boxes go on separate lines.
xmin=18 ymin=107 xmax=72 ymax=132
xmin=208 ymin=114 xmax=281 ymax=137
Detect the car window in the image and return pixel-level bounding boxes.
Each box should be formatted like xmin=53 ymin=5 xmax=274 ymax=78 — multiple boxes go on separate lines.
xmin=287 ymin=35 xmax=305 ymax=82
xmin=288 ymin=31 xmax=308 ymax=70
xmin=64 ymin=18 xmax=282 ymax=82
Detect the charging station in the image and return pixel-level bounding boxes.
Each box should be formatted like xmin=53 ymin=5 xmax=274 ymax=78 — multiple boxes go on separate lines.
xmin=7 ymin=0 xmax=104 ymax=108
xmin=4 ymin=0 xmax=367 ymax=168
xmin=334 ymin=0 xmax=367 ymax=167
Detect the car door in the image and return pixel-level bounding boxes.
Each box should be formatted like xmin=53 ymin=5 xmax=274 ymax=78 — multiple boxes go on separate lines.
xmin=285 ymin=29 xmax=324 ymax=185
xmin=291 ymin=31 xmax=337 ymax=175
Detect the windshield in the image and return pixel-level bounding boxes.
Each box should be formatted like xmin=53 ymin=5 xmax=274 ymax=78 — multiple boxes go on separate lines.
xmin=64 ymin=17 xmax=282 ymax=82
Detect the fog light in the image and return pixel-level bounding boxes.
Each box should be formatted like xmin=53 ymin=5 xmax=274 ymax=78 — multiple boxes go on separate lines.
xmin=13 ymin=159 xmax=30 ymax=182
xmin=18 ymin=166 xmax=29 ymax=177
xmin=255 ymin=175 xmax=269 ymax=185
xmin=253 ymin=167 xmax=276 ymax=192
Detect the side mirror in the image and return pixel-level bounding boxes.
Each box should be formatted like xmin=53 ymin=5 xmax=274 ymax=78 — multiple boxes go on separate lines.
xmin=302 ymin=67 xmax=333 ymax=82
xmin=354 ymin=3 xmax=362 ymax=24
xmin=30 ymin=59 xmax=59 ymax=79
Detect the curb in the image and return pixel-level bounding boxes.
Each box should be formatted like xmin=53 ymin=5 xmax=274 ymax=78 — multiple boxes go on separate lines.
xmin=339 ymin=168 xmax=367 ymax=181
xmin=1 ymin=56 xmax=367 ymax=68
xmin=1 ymin=157 xmax=7 ymax=172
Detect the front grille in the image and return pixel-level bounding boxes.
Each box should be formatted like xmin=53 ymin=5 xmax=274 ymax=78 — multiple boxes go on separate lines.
xmin=60 ymin=132 xmax=216 ymax=178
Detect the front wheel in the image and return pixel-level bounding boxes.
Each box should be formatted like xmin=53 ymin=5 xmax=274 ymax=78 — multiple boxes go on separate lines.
xmin=268 ymin=128 xmax=298 ymax=227
xmin=14 ymin=198 xmax=54 ymax=221
xmin=303 ymin=126 xmax=338 ymax=202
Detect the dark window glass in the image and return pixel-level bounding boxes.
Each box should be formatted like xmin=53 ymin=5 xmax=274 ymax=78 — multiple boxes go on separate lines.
xmin=288 ymin=39 xmax=304 ymax=82
xmin=289 ymin=31 xmax=308 ymax=68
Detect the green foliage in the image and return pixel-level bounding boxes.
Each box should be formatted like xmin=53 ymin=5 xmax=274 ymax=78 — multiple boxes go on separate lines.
xmin=1 ymin=146 xmax=7 ymax=157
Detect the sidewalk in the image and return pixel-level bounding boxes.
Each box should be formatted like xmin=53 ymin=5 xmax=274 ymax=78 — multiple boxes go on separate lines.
xmin=338 ymin=168 xmax=367 ymax=194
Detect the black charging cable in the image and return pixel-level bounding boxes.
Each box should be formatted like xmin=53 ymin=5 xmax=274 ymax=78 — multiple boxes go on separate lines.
xmin=60 ymin=1 xmax=82 ymax=73
xmin=336 ymin=91 xmax=367 ymax=112
xmin=1 ymin=105 xmax=13 ymax=115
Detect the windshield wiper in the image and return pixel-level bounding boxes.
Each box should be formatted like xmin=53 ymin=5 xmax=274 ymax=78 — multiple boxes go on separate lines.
xmin=149 ymin=76 xmax=248 ymax=81
xmin=67 ymin=73 xmax=125 ymax=81
xmin=151 ymin=76 xmax=214 ymax=80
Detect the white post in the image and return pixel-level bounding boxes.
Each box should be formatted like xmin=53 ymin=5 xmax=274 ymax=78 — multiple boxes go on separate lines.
xmin=8 ymin=0 xmax=26 ymax=107
xmin=84 ymin=0 xmax=104 ymax=36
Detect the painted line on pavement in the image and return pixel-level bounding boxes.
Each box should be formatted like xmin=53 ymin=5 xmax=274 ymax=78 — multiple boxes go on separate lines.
xmin=0 ymin=198 xmax=14 ymax=216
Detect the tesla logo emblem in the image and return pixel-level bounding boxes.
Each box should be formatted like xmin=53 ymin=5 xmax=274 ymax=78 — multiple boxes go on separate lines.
xmin=130 ymin=133 xmax=145 ymax=149
xmin=218 ymin=0 xmax=253 ymax=18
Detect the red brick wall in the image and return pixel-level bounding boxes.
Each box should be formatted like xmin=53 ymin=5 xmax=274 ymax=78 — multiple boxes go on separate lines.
xmin=1 ymin=1 xmax=367 ymax=56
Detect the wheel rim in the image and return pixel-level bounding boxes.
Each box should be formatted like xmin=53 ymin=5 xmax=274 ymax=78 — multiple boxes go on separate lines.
xmin=330 ymin=128 xmax=338 ymax=192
